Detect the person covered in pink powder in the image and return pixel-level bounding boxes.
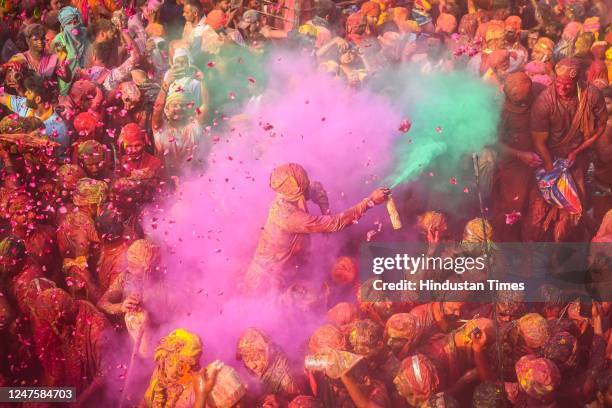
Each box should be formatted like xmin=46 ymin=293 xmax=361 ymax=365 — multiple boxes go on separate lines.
xmin=242 ymin=163 xmax=390 ymax=293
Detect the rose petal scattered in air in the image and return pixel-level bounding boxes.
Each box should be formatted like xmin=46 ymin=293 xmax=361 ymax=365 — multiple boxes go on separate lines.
xmin=207 ymin=61 xmax=216 ymax=68
xmin=463 ymin=187 xmax=469 ymax=193
xmin=229 ymin=92 xmax=236 ymax=100
xmin=398 ymin=119 xmax=411 ymax=133
xmin=450 ymin=177 xmax=457 ymax=185
xmin=247 ymin=76 xmax=255 ymax=84
xmin=435 ymin=126 xmax=443 ymax=133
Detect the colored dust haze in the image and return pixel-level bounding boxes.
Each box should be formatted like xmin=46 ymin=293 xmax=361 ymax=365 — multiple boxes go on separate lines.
xmin=137 ymin=50 xmax=502 ymax=389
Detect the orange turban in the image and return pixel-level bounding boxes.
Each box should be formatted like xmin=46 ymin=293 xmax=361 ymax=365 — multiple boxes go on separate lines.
xmin=394 ymin=354 xmax=440 ymax=403
xmin=119 ymin=123 xmax=146 ymax=147
xmin=206 ymin=10 xmax=228 ymax=30
xmin=515 ymin=355 xmax=560 ymax=400
xmin=517 ymin=313 xmax=549 ymax=349
xmin=269 ymin=163 xmax=310 ymax=202
xmin=73 ymin=112 xmax=99 ymax=137
xmin=308 ymin=324 xmax=347 ymax=354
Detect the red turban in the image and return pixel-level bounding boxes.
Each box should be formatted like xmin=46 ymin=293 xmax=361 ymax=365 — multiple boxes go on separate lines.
xmin=555 ymin=58 xmax=581 ymax=81
xmin=394 ymin=354 xmax=440 ymax=403
xmin=206 ymin=10 xmax=228 ymax=30
xmin=360 ymin=1 xmax=381 ymax=17
xmin=120 ymin=123 xmax=146 ymax=147
xmin=487 ymin=50 xmax=510 ymax=69
xmin=515 ymin=355 xmax=560 ymax=400
xmin=73 ymin=112 xmax=98 ymax=137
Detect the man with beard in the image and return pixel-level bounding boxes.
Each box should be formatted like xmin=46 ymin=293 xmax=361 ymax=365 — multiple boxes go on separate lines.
xmin=492 ymin=72 xmax=541 ymax=241
xmin=411 ymin=33 xmax=453 ymax=74
xmin=526 ymin=58 xmax=608 ymax=241
xmin=0 ymin=75 xmax=70 ymax=157
xmin=152 ymin=87 xmax=204 ymax=177
xmin=409 ymin=301 xmax=465 ymax=339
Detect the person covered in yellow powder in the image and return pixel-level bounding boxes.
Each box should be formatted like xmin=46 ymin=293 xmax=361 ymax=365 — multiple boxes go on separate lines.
xmin=141 ymin=329 xmax=220 ymax=408
xmin=243 ymin=163 xmax=390 ymax=293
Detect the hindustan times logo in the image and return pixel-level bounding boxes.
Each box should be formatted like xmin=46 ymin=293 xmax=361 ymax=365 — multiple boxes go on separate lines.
xmin=372 ymin=254 xmax=486 ymax=275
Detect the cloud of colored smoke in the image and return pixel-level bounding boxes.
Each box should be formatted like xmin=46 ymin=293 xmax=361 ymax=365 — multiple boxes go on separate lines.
xmin=136 ymin=52 xmax=503 ymax=389
xmin=369 ymin=66 xmax=501 ymax=189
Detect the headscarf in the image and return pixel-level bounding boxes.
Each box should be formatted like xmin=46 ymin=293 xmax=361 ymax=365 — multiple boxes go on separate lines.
xmin=504 ymin=16 xmax=521 ymax=32
xmin=56 ymin=6 xmax=87 ymax=66
xmin=592 ymin=210 xmax=612 ymax=243
xmin=360 ymin=1 xmax=381 ymax=17
xmin=326 ymin=302 xmax=359 ymax=326
xmin=554 ymin=58 xmax=580 ymax=81
xmin=308 ymin=324 xmax=347 ymax=353
xmin=386 ymin=313 xmax=420 ymax=344
xmin=57 ymin=164 xmax=86 ymax=191
xmin=73 ymin=178 xmax=108 ymax=207
xmin=73 ymin=112 xmax=99 ymax=138
xmin=77 ymin=140 xmax=106 ymax=165
xmin=172 ymin=47 xmax=192 ymax=66
xmin=118 ymin=81 xmax=142 ymax=103
xmin=269 ymin=163 xmax=310 ymax=202
xmin=154 ymin=328 xmax=202 ymax=368
xmin=515 ymin=355 xmax=560 ymax=400
xmin=394 ymin=354 xmax=440 ymax=403
xmin=462 ymin=218 xmax=493 ymax=245
xmin=348 ymin=319 xmax=382 ymax=355
xmin=33 ymin=288 xmax=77 ymax=326
xmin=237 ymin=328 xmax=300 ymax=396
xmin=436 ymin=13 xmax=457 ymax=34
xmin=517 ymin=313 xmax=549 ymax=349
xmin=119 ymin=123 xmax=146 ymax=147
xmin=127 ymin=239 xmax=159 ymax=273
xmin=206 ymin=10 xmax=228 ymax=30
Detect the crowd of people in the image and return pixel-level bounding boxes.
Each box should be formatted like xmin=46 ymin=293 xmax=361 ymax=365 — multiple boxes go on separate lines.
xmin=0 ymin=0 xmax=610 ymax=406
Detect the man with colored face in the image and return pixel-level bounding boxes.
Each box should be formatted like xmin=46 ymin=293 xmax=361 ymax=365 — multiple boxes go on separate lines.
xmin=527 ymin=58 xmax=608 ymax=241
xmin=117 ymin=123 xmax=165 ymax=198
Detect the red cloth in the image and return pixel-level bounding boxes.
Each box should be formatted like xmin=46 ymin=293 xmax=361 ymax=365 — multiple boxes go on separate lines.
xmin=73 ymin=112 xmax=99 ymax=139
xmin=206 ymin=10 xmax=228 ymax=30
